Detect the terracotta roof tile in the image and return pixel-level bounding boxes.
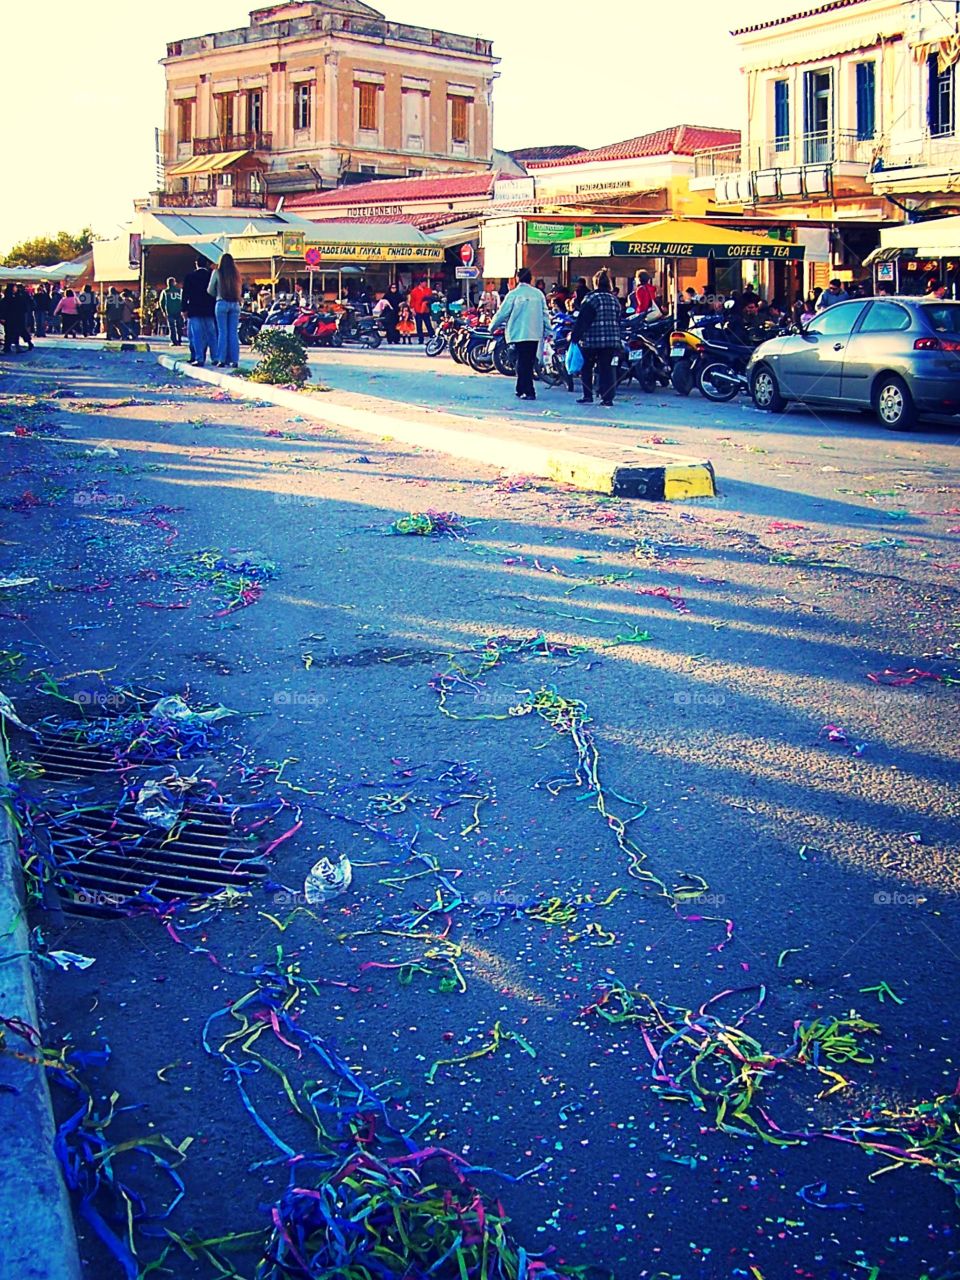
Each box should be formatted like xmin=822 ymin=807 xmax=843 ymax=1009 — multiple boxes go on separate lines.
xmin=731 ymin=0 xmax=870 ymax=36
xmin=525 ymin=125 xmax=740 ymax=169
xmin=507 ymin=145 xmax=585 ymax=162
xmin=283 ymin=171 xmax=497 ymax=208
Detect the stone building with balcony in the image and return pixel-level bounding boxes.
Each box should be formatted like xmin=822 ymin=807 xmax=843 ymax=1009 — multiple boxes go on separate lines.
xmin=157 ymin=0 xmax=497 ymax=210
xmin=694 ymin=0 xmax=960 ymax=293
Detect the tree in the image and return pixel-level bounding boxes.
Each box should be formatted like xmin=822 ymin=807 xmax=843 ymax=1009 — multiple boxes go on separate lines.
xmin=2 ymin=227 xmax=94 ymax=268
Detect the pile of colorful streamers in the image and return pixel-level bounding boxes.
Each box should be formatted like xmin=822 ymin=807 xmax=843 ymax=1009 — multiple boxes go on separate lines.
xmin=579 ymin=980 xmax=960 ymax=1202
xmin=390 ymin=511 xmax=470 ymax=538
xmin=157 ymin=549 xmax=278 ymax=615
xmin=29 ymin=695 xmax=231 ymax=764
xmin=254 ymin=1152 xmax=584 ymax=1280
xmin=46 ymin=1041 xmax=191 ymax=1279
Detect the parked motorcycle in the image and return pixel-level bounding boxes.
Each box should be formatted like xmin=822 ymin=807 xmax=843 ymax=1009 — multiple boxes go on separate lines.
xmin=239 ymin=309 xmax=264 ymax=345
xmin=615 ymin=314 xmax=674 ymax=392
xmin=292 ymin=309 xmax=340 ymax=347
xmin=336 ymin=304 xmax=382 ymax=349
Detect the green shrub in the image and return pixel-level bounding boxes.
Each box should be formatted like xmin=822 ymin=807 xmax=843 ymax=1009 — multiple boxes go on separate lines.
xmin=248 ymin=328 xmax=310 ymax=385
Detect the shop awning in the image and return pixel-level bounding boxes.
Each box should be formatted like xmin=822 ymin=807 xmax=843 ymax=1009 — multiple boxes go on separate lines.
xmin=869 ymin=214 xmax=960 ymax=264
xmin=167 ymin=150 xmax=250 ymax=177
xmin=567 ymin=217 xmax=804 ymax=260
xmin=863 ymin=246 xmax=916 ymax=265
xmin=229 ymin=219 xmax=444 ymax=264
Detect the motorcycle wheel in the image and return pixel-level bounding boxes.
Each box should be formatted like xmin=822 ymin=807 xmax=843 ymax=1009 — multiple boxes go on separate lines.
xmin=449 ymin=335 xmax=466 ymax=364
xmin=698 ymin=361 xmax=740 ymax=402
xmin=361 ymin=331 xmax=382 ymax=349
xmin=538 ymin=359 xmax=563 ymax=388
xmin=671 ymin=359 xmax=694 ymax=396
xmin=425 ymin=335 xmax=445 ymax=357
xmin=468 ymin=343 xmax=495 ymax=373
xmin=330 ymin=332 xmax=343 ymax=348
xmin=239 ymin=324 xmax=258 ymax=346
xmin=493 ymin=341 xmax=516 ymax=376
xmin=639 ymin=356 xmax=658 ymax=393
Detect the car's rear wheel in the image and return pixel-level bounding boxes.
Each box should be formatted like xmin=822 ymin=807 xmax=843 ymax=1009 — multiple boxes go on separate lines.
xmin=751 ymin=364 xmax=785 ymax=412
xmin=873 ymin=374 xmax=915 ymax=431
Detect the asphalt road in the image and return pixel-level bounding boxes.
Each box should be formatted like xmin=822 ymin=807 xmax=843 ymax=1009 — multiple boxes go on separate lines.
xmin=1 ymin=343 xmax=959 ymax=1280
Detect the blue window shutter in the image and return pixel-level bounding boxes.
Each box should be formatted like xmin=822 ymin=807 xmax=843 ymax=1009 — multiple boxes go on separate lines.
xmin=856 ymin=62 xmax=875 ymax=139
xmin=774 ymin=80 xmax=789 ymax=150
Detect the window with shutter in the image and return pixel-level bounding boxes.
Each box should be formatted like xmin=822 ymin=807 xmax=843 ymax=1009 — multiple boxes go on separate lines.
xmin=774 ymin=80 xmax=789 ymax=152
xmin=450 ymin=96 xmax=468 ymax=145
xmin=856 ymin=62 xmax=875 ymax=140
xmin=294 ymin=84 xmax=311 ymax=132
xmin=929 ymin=56 xmax=955 ymax=137
xmin=359 ymin=82 xmax=378 ymax=132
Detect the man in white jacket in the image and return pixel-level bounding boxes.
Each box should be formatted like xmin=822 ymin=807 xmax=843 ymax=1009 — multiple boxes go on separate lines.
xmin=490 ymin=267 xmax=552 ymax=401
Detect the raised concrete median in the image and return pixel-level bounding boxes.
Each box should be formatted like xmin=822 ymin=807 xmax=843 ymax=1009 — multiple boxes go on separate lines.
xmin=157 ymin=354 xmax=716 ymax=500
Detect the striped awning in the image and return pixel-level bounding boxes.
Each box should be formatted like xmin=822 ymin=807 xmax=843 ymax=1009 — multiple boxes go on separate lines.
xmin=167 ymin=150 xmax=250 ymax=177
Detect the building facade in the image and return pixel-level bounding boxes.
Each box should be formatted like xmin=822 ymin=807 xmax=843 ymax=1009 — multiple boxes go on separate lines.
xmin=159 ymin=0 xmax=497 ymax=208
xmin=697 ymin=0 xmax=960 ymax=291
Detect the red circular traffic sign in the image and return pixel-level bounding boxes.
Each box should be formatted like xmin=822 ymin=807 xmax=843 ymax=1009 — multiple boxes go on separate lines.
xmin=304 ymin=247 xmax=322 ymax=267
xmin=459 ymin=243 xmax=475 ymax=266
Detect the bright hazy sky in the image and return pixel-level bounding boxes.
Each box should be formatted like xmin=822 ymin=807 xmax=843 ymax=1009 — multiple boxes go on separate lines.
xmin=1 ymin=0 xmax=795 ymax=255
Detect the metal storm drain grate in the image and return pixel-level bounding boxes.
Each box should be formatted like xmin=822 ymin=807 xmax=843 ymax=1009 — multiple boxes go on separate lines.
xmin=51 ymin=806 xmax=267 ymax=916
xmin=25 ymin=732 xmax=125 ymax=782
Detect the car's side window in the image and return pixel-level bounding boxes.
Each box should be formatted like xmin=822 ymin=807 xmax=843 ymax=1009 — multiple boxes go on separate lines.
xmin=858 ymin=301 xmax=911 ymax=333
xmin=805 ymin=303 xmax=866 ymax=337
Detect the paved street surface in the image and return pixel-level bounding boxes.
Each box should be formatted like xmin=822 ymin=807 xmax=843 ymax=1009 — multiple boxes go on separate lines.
xmin=2 ymin=343 xmax=960 ymax=1279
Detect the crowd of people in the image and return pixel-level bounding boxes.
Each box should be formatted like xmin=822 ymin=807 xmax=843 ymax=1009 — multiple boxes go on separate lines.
xmin=0 ymin=252 xmax=245 ymax=367
xmin=0 ymin=281 xmax=149 ymax=352
xmin=474 ymin=267 xmax=920 ymax=406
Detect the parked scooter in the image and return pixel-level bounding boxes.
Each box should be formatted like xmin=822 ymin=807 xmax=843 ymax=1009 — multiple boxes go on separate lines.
xmin=292 ymin=309 xmax=340 ymax=347
xmin=335 ymin=304 xmax=382 ymax=349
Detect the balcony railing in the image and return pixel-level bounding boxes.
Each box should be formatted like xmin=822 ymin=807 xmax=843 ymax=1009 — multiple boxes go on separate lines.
xmin=760 ymin=130 xmax=874 ymax=170
xmin=157 ymin=186 xmax=266 ymax=209
xmin=158 ymin=189 xmax=217 ymax=207
xmin=693 ymin=144 xmax=742 ymax=179
xmin=168 ymin=15 xmax=493 ymax=59
xmin=870 ymin=131 xmax=960 ymax=175
xmin=193 ymin=131 xmax=272 ymax=155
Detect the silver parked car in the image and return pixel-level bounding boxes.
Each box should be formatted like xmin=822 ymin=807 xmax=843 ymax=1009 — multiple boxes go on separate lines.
xmin=748 ymin=296 xmax=960 ymax=430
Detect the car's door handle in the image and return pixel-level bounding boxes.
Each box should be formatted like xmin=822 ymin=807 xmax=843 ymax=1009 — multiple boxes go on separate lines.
xmin=833 ymin=343 xmax=844 ymax=351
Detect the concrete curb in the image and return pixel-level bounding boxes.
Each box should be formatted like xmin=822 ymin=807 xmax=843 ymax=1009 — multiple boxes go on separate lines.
xmin=28 ymin=337 xmax=152 ymax=355
xmin=157 ymin=355 xmax=716 ymax=500
xmin=0 ymin=743 xmax=83 ymax=1278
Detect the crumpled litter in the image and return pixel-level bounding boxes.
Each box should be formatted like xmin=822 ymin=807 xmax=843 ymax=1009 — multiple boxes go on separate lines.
xmin=45 ymin=950 xmax=96 ymax=971
xmin=134 ymin=777 xmax=185 ymax=830
xmin=304 ymin=854 xmax=353 ymax=903
xmin=0 ymin=577 xmax=37 ymax=590
xmin=150 ymin=695 xmax=236 ymax=724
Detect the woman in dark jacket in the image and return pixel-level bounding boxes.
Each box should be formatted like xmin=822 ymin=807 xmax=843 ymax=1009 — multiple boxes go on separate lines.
xmin=380 ymin=283 xmax=402 ymax=344
xmin=571 ymin=270 xmax=622 ymax=406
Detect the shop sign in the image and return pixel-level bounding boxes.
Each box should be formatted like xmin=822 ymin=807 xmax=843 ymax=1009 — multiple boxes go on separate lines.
xmin=876 ymin=261 xmax=895 ymax=281
xmin=281 ymin=231 xmax=305 ymax=256
xmin=574 ymin=179 xmax=634 ymax=196
xmin=610 ymin=239 xmax=803 ymax=260
xmin=493 ymin=177 xmax=536 ymax=202
xmin=527 ymin=222 xmax=578 ymax=243
xmin=309 ymin=243 xmax=444 ymax=262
